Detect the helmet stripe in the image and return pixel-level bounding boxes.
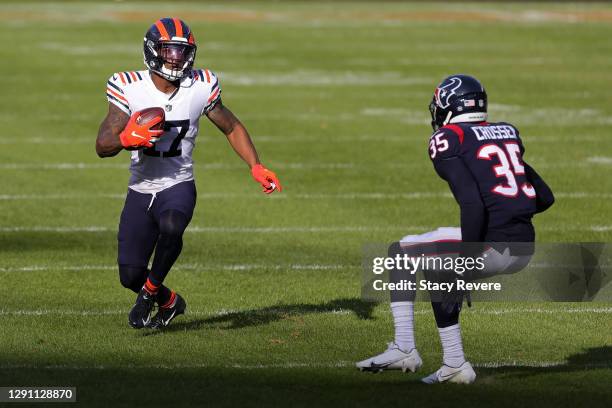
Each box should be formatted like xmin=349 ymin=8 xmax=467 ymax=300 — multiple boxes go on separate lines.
xmin=173 ymin=18 xmax=183 ymax=38
xmin=155 ymin=19 xmax=171 ymax=41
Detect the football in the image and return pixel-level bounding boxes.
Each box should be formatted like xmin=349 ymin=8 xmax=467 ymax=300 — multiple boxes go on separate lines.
xmin=136 ymin=106 xmax=165 ymax=130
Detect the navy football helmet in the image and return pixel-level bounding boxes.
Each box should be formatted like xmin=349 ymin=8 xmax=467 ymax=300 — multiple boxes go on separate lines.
xmin=143 ymin=18 xmax=196 ymax=82
xmin=429 ymin=74 xmax=487 ymax=131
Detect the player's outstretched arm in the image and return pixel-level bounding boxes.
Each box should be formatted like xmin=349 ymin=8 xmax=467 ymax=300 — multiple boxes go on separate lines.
xmin=207 ymin=102 xmax=282 ymax=193
xmin=96 ymin=103 xmax=130 ymax=158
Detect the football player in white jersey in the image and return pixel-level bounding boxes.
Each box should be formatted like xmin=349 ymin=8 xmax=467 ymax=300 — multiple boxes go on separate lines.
xmin=95 ymin=18 xmax=282 ymax=329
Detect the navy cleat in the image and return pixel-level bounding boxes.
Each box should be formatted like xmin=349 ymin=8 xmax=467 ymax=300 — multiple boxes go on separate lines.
xmin=128 ymin=288 xmax=156 ymax=329
xmin=149 ymin=293 xmax=186 ymax=329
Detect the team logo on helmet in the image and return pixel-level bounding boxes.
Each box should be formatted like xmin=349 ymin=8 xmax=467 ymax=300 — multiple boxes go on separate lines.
xmin=143 ymin=18 xmax=197 ymax=82
xmin=434 ymin=77 xmax=463 ymax=109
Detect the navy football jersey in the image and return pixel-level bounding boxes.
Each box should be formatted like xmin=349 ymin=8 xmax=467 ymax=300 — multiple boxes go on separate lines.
xmin=429 ymin=122 xmax=537 ymax=242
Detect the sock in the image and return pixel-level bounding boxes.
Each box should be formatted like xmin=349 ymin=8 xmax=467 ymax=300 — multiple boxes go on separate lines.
xmin=143 ymin=277 xmax=159 ymax=295
xmin=156 ymin=285 xmax=172 ymax=306
xmin=159 ymin=291 xmax=177 ymax=309
xmin=438 ymin=324 xmax=466 ymax=367
xmin=391 ymin=301 xmax=415 ymax=351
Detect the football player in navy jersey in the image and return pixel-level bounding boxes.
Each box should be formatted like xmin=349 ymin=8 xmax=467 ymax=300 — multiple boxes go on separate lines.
xmin=357 ymin=75 xmax=554 ymax=384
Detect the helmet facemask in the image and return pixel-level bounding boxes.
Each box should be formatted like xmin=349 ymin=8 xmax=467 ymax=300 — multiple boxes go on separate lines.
xmin=429 ymin=99 xmax=451 ymax=131
xmin=150 ymin=42 xmax=196 ymax=82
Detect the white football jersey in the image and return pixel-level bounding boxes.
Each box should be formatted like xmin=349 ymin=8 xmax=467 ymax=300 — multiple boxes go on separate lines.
xmin=106 ymin=69 xmax=221 ymax=194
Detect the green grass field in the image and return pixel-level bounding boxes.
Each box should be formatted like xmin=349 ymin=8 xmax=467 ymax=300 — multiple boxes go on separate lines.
xmin=1 ymin=1 xmax=611 ymax=407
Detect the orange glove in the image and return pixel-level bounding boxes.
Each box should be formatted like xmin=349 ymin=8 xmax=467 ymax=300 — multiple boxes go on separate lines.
xmin=251 ymin=164 xmax=282 ymax=194
xmin=119 ymin=111 xmax=164 ymax=149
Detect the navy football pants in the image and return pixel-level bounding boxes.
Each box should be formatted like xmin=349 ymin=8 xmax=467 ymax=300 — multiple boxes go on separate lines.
xmin=117 ymin=181 xmax=196 ymax=292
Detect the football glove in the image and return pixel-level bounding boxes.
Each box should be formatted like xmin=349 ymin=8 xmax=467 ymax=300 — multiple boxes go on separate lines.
xmin=251 ymin=164 xmax=282 ymax=194
xmin=119 ymin=111 xmax=164 ymax=149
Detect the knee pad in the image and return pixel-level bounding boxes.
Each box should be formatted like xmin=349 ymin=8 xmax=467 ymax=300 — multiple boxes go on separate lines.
xmin=119 ymin=265 xmax=148 ymax=293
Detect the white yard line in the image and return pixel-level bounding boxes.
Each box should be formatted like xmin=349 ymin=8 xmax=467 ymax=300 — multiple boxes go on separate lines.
xmin=587 ymin=156 xmax=612 ymax=165
xmin=1 ymin=307 xmax=609 ymax=317
xmin=0 ymin=158 xmax=605 ymax=171
xmin=0 ymin=134 xmax=606 ymax=145
xmin=219 ymin=71 xmax=432 ymax=86
xmin=1 ymin=191 xmax=611 ymax=201
xmin=0 ymin=162 xmax=358 ymax=170
xmin=0 ymin=264 xmax=350 ymax=273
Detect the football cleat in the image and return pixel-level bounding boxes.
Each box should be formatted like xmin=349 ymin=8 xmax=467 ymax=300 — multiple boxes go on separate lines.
xmin=356 ymin=342 xmax=422 ymax=373
xmin=421 ymin=361 xmax=476 ymax=384
xmin=148 ymin=293 xmax=187 ymax=329
xmin=128 ymin=288 xmax=156 ymax=329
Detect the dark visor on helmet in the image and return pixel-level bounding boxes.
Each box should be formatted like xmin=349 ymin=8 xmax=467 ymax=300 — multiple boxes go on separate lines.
xmin=159 ymin=43 xmax=195 ymax=67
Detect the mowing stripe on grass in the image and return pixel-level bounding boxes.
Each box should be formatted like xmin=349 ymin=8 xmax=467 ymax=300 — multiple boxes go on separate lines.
xmin=1 ymin=360 xmax=608 ymax=370
xmin=1 ymin=225 xmax=611 ymax=233
xmin=0 ymin=226 xmax=429 ymax=233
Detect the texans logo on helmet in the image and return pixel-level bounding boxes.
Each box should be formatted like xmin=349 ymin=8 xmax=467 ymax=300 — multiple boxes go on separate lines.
xmin=435 ymin=77 xmax=463 ymax=109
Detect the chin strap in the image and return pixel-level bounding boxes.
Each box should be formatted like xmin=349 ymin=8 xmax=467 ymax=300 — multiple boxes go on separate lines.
xmin=442 ymin=111 xmax=453 ymax=126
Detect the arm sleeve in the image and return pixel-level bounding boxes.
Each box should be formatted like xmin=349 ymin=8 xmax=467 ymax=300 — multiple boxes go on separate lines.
xmin=434 ymin=157 xmax=487 ymax=242
xmin=524 ymin=162 xmax=555 ymax=213
xmin=202 ymin=70 xmax=222 ymax=115
xmin=105 ymin=73 xmax=131 ymax=115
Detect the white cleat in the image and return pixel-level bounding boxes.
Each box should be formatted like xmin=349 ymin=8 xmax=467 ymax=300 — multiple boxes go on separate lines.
xmin=356 ymin=342 xmax=423 ymax=373
xmin=421 ymin=361 xmax=476 ymax=384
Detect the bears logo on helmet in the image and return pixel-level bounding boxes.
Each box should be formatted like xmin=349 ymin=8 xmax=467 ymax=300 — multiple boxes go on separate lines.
xmin=143 ymin=18 xmax=197 ymax=82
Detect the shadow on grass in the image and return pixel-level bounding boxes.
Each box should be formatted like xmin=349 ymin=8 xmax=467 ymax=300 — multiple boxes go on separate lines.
xmin=1 ymin=347 xmax=610 ymax=407
xmin=153 ymin=297 xmax=378 ymax=334
xmin=477 ymin=346 xmax=612 ymax=380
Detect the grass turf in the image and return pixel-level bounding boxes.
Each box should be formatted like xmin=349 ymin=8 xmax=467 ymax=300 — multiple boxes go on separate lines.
xmin=0 ymin=1 xmax=611 ymax=407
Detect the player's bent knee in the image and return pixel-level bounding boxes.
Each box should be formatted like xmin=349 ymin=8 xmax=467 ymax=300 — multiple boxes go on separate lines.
xmin=158 ymin=210 xmax=189 ymax=239
xmin=119 ymin=265 xmax=148 ymax=293
xmin=388 ymin=241 xmax=402 ymax=257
